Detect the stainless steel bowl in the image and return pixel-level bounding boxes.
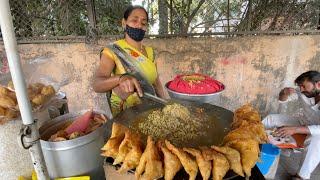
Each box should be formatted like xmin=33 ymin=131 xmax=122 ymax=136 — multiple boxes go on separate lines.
xmin=165 ymin=81 xmax=224 ymax=105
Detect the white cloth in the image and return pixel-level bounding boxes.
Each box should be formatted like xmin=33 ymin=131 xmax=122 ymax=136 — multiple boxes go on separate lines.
xmin=299 ymin=135 xmax=320 ymax=179
xmin=262 ymin=91 xmax=320 ymax=179
xmin=279 ymin=91 xmax=320 ymax=135
xmin=262 ymin=114 xmax=320 ymax=179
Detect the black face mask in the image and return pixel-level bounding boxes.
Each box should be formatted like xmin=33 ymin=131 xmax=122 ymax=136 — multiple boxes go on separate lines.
xmin=125 ymin=25 xmax=146 ymax=42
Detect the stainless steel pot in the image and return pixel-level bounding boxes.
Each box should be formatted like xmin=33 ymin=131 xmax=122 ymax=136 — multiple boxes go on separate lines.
xmin=39 ymin=110 xmax=110 ymax=179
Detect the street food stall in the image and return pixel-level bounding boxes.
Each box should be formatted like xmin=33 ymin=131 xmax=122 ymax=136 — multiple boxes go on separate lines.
xmin=101 ymin=74 xmax=266 ymax=180
xmin=0 ymin=1 xmax=266 ymax=179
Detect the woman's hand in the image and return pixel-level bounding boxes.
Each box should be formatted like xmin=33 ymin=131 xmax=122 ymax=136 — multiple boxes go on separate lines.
xmin=118 ymin=75 xmax=143 ymax=97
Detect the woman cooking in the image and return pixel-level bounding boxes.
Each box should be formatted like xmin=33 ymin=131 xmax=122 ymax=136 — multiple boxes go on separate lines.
xmin=93 ymin=5 xmax=165 ymax=115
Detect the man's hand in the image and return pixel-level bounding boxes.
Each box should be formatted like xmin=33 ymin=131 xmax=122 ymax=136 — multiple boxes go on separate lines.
xmin=279 ymin=87 xmax=295 ymax=101
xmin=274 ymin=126 xmax=297 ymax=137
xmin=274 ymin=126 xmax=310 ymax=138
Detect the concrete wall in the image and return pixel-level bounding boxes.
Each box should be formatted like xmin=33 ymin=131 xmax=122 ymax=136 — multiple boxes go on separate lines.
xmin=1 ymin=35 xmax=320 ymax=117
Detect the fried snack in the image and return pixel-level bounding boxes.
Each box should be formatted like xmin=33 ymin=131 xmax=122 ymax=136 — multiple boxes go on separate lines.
xmin=223 ymin=128 xmax=260 ymax=144
xmin=136 ymin=136 xmax=164 ymax=180
xmin=26 ymin=87 xmax=37 ymax=100
xmin=30 ymin=83 xmax=45 ymax=93
xmin=0 ymin=106 xmax=5 ymax=116
xmin=118 ymin=132 xmax=143 ymax=173
xmin=0 ymin=86 xmax=8 ymax=95
xmin=7 ymin=81 xmax=14 ymax=90
xmin=0 ymin=96 xmax=16 ymax=108
xmin=69 ymin=131 xmax=85 ymax=139
xmin=234 ymin=122 xmax=267 ymax=143
xmin=113 ymin=130 xmax=133 ymax=165
xmin=85 ymin=114 xmax=106 ymax=134
xmin=201 ymin=147 xmax=230 ymax=180
xmin=52 ymin=137 xmax=67 ymax=142
xmin=48 ymin=130 xmax=68 ymax=141
xmin=93 ymin=114 xmax=107 ymax=124
xmin=32 ymin=94 xmax=46 ymax=106
xmin=233 ymin=104 xmax=261 ymax=123
xmin=165 ymin=140 xmax=198 ymax=180
xmin=100 ymin=114 xmax=108 ymax=122
xmin=225 ymin=139 xmax=259 ymax=177
xmin=5 ymin=108 xmax=18 ymax=119
xmin=101 ymin=137 xmax=124 ymax=159
xmin=135 ymin=145 xmax=147 ymax=179
xmin=101 ymin=123 xmax=127 ymax=159
xmin=184 ymin=147 xmax=211 ymax=180
xmin=85 ymin=123 xmax=101 ymax=134
xmin=110 ymin=123 xmax=128 ymax=138
xmin=228 ymin=105 xmax=267 ymax=143
xmin=41 ymin=85 xmax=55 ymax=96
xmin=7 ymin=91 xmax=17 ymax=103
xmin=211 ymin=145 xmax=244 ymax=177
xmin=158 ymin=140 xmax=182 ymax=180
xmin=56 ymin=130 xmax=68 ymax=138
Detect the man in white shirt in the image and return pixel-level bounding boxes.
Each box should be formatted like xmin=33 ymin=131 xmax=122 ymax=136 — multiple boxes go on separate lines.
xmin=262 ymin=70 xmax=320 ymax=180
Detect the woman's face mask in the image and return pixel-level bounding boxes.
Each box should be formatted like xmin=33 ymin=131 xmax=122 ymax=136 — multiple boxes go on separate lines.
xmin=125 ymin=24 xmax=146 ymax=42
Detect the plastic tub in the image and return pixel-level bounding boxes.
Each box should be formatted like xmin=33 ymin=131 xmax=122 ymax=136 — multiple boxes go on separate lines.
xmin=256 ymin=144 xmax=280 ymax=175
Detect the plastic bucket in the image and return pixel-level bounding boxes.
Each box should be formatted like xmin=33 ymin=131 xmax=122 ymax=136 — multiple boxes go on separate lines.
xmin=256 ymin=144 xmax=280 ymax=175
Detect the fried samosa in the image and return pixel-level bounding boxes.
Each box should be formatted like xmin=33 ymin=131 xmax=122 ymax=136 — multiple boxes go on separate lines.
xmin=225 ymin=139 xmax=259 ymax=177
xmin=113 ymin=130 xmax=133 ymax=165
xmin=101 ymin=123 xmax=127 ymax=159
xmin=118 ymin=131 xmax=143 ymax=173
xmin=184 ymin=147 xmax=211 ymax=180
xmin=211 ymin=145 xmax=244 ymax=177
xmin=165 ymin=140 xmax=198 ymax=180
xmin=223 ymin=128 xmax=260 ymax=144
xmin=158 ymin=140 xmax=182 ymax=180
xmin=201 ymin=147 xmax=230 ymax=180
xmin=135 ymin=136 xmax=163 ymax=180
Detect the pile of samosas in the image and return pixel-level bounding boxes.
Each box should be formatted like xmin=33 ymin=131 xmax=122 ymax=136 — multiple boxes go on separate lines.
xmin=101 ymin=104 xmax=266 ymax=180
xmin=0 ymin=81 xmax=56 ymax=124
xmin=48 ymin=112 xmax=107 ymax=142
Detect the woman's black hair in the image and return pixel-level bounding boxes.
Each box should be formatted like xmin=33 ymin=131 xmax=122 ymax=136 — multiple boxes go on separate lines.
xmin=123 ymin=5 xmax=148 ymax=22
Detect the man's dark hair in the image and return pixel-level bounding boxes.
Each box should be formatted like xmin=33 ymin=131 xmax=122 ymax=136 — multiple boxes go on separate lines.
xmin=295 ymin=70 xmax=320 ymax=85
xmin=123 ymin=5 xmax=148 ymax=22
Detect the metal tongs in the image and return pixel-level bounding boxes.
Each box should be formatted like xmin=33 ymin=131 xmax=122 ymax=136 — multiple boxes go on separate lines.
xmin=143 ymin=92 xmax=168 ymax=105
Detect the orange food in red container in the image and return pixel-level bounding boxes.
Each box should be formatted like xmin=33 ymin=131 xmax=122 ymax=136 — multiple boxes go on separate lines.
xmin=168 ymin=74 xmax=224 ymax=94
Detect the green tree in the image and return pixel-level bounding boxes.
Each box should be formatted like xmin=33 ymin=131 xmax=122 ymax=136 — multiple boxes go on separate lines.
xmin=94 ymin=0 xmax=131 ymax=35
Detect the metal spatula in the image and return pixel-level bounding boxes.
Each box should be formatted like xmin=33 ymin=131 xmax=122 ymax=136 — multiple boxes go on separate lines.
xmin=143 ymin=92 xmax=168 ymax=105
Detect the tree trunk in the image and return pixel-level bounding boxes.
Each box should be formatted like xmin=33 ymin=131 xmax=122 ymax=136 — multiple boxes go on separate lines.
xmin=158 ymin=0 xmax=168 ymax=34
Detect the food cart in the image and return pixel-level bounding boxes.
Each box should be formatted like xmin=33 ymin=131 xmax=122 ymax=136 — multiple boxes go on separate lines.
xmin=0 ymin=1 xmax=266 ymax=179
